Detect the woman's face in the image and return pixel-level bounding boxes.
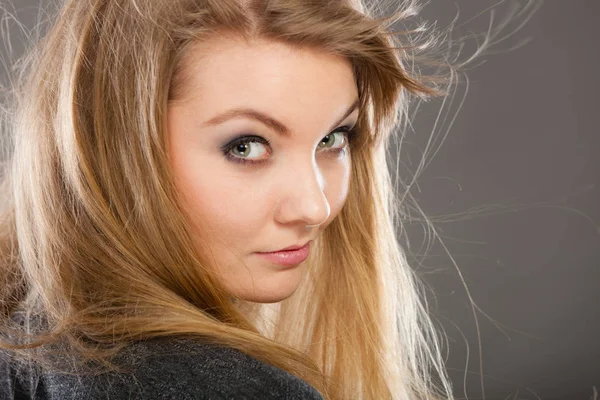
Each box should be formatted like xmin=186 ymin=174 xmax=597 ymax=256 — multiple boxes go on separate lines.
xmin=167 ymin=35 xmax=358 ymax=303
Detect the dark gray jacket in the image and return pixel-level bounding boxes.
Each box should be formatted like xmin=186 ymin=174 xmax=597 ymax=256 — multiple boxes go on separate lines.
xmin=0 ymin=337 xmax=324 ymax=399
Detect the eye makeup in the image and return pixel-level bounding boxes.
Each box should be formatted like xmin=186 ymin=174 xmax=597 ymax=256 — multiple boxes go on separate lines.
xmin=221 ymin=135 xmax=273 ymax=166
xmin=220 ymin=124 xmax=359 ymax=166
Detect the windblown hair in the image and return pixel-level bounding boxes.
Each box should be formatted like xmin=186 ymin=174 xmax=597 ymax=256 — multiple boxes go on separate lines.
xmin=0 ymin=0 xmax=480 ymax=398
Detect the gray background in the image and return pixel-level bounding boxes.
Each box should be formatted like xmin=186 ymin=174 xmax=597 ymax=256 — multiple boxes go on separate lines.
xmin=0 ymin=1 xmax=598 ymax=399
xmin=406 ymin=1 xmax=599 ymax=399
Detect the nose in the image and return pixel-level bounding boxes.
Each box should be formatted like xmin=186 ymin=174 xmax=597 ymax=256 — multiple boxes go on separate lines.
xmin=273 ymin=160 xmax=330 ymax=228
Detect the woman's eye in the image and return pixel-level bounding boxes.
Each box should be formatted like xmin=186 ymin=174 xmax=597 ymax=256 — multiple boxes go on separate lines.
xmin=318 ymin=131 xmax=347 ymax=150
xmin=221 ymin=135 xmax=271 ymax=165
xmin=223 ymin=126 xmax=357 ymax=165
xmin=230 ymin=139 xmax=270 ymax=160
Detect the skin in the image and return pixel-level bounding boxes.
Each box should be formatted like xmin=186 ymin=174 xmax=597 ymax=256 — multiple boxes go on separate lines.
xmin=167 ymin=34 xmax=359 ymax=303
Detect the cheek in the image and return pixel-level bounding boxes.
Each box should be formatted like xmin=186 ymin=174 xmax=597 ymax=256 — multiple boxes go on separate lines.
xmin=323 ymin=156 xmax=352 ymax=222
xmin=172 ymin=168 xmax=264 ymax=245
xmin=168 ymin=137 xmax=262 ymax=245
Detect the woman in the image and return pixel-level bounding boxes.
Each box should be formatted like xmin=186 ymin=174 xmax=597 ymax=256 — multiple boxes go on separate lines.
xmin=0 ymin=0 xmax=484 ymax=398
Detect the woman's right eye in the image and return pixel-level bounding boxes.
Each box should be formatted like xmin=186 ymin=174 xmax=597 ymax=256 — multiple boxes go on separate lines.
xmin=222 ymin=136 xmax=272 ymax=165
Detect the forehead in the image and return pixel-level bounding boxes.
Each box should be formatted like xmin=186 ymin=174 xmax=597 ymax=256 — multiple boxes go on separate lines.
xmin=172 ymin=35 xmax=358 ymax=109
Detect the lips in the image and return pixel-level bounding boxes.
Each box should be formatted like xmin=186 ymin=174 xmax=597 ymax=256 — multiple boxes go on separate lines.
xmin=255 ymin=241 xmax=311 ymax=267
xmin=275 ymin=240 xmax=312 ymax=252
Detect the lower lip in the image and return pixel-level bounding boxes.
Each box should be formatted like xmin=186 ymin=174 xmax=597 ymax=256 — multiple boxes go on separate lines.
xmin=255 ymin=242 xmax=311 ymax=267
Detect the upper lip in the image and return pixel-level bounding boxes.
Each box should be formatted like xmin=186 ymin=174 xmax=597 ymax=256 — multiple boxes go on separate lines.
xmin=262 ymin=240 xmax=312 ymax=253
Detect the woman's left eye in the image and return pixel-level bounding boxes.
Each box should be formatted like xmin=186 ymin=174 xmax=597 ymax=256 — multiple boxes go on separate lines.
xmin=318 ymin=131 xmax=348 ymax=150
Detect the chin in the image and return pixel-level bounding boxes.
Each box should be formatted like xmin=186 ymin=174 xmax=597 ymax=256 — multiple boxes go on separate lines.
xmin=239 ymin=283 xmax=300 ymax=304
xmin=243 ymin=291 xmax=296 ymax=304
xmin=227 ymin=262 xmax=306 ymax=303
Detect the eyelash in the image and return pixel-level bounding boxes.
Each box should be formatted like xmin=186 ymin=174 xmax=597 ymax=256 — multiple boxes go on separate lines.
xmin=221 ymin=125 xmax=359 ymax=166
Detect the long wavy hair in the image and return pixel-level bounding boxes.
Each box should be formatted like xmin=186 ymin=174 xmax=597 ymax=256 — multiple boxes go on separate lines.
xmin=0 ymin=0 xmax=522 ymax=398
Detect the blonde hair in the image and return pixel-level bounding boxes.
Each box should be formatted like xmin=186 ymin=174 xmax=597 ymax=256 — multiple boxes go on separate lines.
xmin=0 ymin=0 xmax=527 ymax=398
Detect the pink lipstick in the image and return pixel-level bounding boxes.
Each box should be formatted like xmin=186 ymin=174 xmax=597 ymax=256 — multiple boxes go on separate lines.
xmin=255 ymin=241 xmax=311 ymax=267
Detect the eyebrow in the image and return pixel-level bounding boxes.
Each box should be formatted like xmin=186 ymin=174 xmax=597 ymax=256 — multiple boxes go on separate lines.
xmin=202 ymin=98 xmax=360 ymax=138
